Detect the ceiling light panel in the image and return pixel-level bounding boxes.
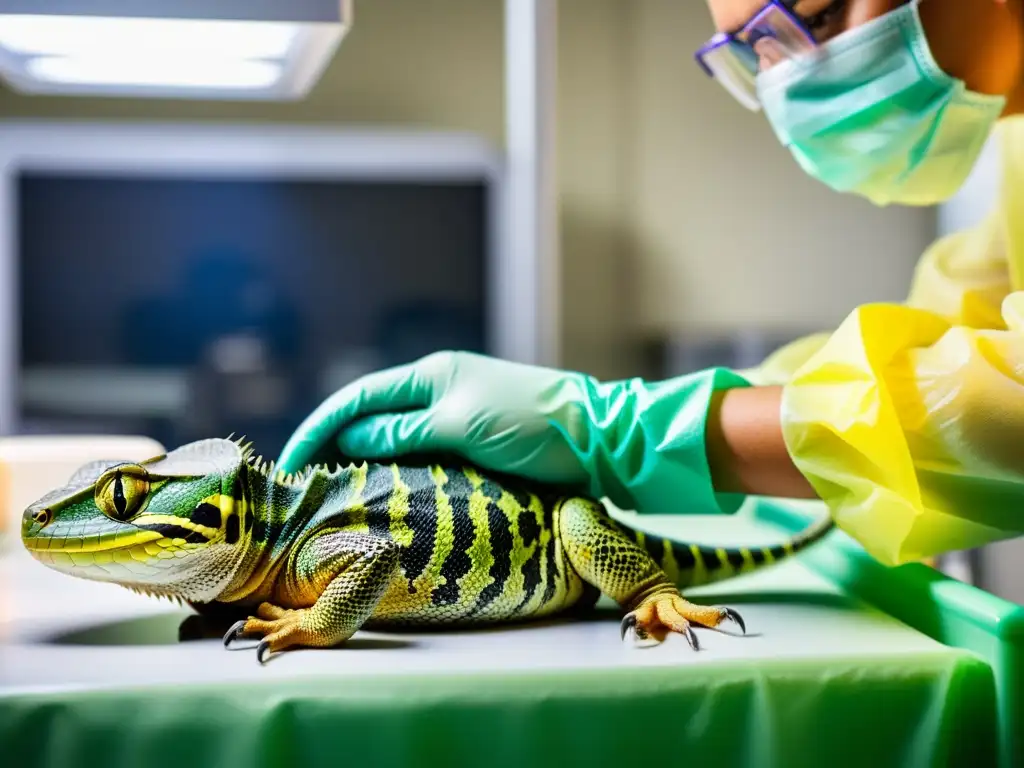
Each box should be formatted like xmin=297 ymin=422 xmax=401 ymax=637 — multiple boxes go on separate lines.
xmin=0 ymin=0 xmax=352 ymax=100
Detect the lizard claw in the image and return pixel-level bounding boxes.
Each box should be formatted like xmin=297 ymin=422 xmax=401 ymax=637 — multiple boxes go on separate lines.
xmin=619 ymin=612 xmax=651 ymax=642
xmin=619 ymin=613 xmax=637 ymax=641
xmin=257 ymin=640 xmax=272 ymax=665
xmin=682 ymin=623 xmax=700 ymax=651
xmin=723 ymin=607 xmax=746 ymax=634
xmin=223 ymin=619 xmax=248 ymax=647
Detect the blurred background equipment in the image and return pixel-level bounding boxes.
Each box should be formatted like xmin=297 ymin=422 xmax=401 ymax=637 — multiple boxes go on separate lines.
xmin=0 ymin=0 xmax=353 ymax=101
xmin=0 ymin=123 xmax=515 ymax=458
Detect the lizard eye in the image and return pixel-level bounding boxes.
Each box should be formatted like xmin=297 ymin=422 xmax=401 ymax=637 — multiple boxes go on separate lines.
xmin=95 ymin=464 xmax=151 ymax=521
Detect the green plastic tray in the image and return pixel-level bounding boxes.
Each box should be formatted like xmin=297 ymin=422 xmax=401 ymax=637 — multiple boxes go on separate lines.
xmin=754 ymin=499 xmax=1024 ymax=768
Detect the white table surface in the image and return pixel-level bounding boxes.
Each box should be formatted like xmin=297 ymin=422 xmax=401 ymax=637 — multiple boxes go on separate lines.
xmin=0 ymin=515 xmax=962 ymax=697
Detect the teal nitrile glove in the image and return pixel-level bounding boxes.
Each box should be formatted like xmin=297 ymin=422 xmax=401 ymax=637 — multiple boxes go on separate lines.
xmin=277 ymin=351 xmax=751 ymax=515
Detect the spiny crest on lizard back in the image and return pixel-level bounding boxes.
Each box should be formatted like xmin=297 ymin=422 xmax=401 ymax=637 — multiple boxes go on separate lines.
xmin=18 ymin=436 xmax=297 ymax=603
xmin=227 ymin=433 xmax=353 ymax=489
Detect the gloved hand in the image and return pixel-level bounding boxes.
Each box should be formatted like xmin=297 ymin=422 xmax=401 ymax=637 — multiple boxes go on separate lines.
xmin=277 ymin=351 xmax=750 ymax=515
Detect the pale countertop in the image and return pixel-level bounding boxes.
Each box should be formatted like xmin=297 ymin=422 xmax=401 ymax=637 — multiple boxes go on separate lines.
xmin=0 ymin=513 xmax=965 ymax=696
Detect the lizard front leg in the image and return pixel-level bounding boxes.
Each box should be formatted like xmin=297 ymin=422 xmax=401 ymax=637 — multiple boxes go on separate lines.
xmin=558 ymin=498 xmax=743 ymax=649
xmin=224 ymin=531 xmax=399 ymax=663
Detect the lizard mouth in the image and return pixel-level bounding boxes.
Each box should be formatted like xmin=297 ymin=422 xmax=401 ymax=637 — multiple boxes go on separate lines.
xmin=22 ymin=529 xmax=164 ymax=554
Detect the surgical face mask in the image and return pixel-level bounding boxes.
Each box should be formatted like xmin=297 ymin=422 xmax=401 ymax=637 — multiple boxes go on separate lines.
xmin=754 ymin=1 xmax=1006 ymax=207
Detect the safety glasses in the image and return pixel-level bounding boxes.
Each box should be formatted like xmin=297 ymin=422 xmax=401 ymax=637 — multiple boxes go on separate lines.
xmin=695 ymin=1 xmax=838 ymax=111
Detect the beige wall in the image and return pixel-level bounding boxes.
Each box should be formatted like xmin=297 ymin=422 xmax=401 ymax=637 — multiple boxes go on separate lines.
xmin=627 ymin=0 xmax=936 ymax=339
xmin=0 ymin=0 xmax=937 ymax=379
xmin=0 ymin=0 xmax=506 ymax=139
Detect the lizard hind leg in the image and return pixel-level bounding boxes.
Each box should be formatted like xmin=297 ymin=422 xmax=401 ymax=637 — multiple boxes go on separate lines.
xmin=224 ymin=532 xmax=400 ymax=663
xmin=557 ymin=497 xmax=744 ymax=649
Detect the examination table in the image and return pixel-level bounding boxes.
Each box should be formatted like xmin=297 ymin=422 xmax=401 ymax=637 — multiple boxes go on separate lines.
xmin=1 ymin=499 xmax=1021 ymax=768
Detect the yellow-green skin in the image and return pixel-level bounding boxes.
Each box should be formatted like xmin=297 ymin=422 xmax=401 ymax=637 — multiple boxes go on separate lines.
xmin=21 ymin=437 xmax=834 ymax=661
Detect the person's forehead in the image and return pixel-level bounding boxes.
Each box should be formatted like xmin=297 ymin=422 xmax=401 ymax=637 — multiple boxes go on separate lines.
xmin=708 ymin=0 xmax=837 ymax=33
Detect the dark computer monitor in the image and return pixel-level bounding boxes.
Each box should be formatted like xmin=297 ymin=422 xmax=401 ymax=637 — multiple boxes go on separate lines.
xmin=1 ymin=123 xmax=526 ymax=459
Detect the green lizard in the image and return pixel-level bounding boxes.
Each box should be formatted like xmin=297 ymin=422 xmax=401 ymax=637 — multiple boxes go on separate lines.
xmin=21 ymin=436 xmax=834 ymax=663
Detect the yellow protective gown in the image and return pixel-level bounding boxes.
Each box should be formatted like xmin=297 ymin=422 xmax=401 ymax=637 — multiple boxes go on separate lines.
xmin=749 ymin=115 xmax=1024 ymax=567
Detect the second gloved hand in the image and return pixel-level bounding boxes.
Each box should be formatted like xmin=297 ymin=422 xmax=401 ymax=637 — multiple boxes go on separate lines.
xmin=277 ymin=351 xmax=750 ymax=515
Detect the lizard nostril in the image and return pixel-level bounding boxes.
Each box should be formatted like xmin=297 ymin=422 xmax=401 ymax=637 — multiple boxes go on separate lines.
xmin=32 ymin=508 xmax=51 ymax=527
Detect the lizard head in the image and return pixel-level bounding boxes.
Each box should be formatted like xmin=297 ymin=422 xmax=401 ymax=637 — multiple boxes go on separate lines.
xmin=20 ymin=436 xmax=264 ymax=602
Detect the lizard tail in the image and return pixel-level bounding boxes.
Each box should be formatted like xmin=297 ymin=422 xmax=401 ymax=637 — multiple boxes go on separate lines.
xmin=616 ymin=512 xmax=836 ymax=590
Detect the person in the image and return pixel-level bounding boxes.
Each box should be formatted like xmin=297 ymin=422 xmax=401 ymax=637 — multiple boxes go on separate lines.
xmin=278 ymin=0 xmax=1024 ymax=569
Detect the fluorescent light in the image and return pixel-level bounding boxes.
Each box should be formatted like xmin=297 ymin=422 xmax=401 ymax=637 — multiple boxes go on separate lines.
xmin=0 ymin=1 xmax=352 ymax=100
xmin=26 ymin=55 xmax=282 ymax=90
xmin=0 ymin=15 xmax=299 ymax=59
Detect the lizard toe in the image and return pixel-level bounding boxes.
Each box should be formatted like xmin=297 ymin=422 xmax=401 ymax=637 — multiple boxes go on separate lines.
xmin=256 ymin=602 xmax=293 ymax=621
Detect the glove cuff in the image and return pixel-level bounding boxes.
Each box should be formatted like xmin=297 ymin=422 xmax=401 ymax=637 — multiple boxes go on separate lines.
xmin=571 ymin=367 xmax=752 ymax=516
